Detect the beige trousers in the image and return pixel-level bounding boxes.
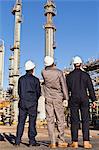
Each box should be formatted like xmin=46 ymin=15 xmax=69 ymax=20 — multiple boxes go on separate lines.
xmin=45 ymin=98 xmax=65 ymax=144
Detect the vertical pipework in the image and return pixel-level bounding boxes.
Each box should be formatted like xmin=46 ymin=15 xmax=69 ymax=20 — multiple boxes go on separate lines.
xmin=9 ymin=55 xmax=14 ymax=89
xmin=11 ymin=0 xmax=22 ymax=98
xmin=10 ymin=0 xmax=22 ymax=122
xmin=0 ymin=40 xmax=4 ymax=99
xmin=44 ymin=0 xmax=56 ymax=58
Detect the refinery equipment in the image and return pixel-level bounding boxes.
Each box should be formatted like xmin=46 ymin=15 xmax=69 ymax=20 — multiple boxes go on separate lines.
xmin=0 ymin=100 xmax=14 ymax=125
xmin=44 ymin=0 xmax=56 ymax=58
xmin=10 ymin=0 xmax=22 ymax=122
xmin=84 ymin=59 xmax=99 ymax=100
xmin=9 ymin=55 xmax=14 ymax=90
xmin=0 ymin=40 xmax=4 ymax=99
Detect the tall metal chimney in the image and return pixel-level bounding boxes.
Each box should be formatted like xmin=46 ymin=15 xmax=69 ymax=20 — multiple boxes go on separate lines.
xmin=44 ymin=0 xmax=56 ymax=58
xmin=0 ymin=40 xmax=4 ymax=99
xmin=10 ymin=0 xmax=22 ymax=122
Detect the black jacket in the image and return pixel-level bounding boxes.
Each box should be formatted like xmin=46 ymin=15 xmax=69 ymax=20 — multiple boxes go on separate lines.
xmin=66 ymin=69 xmax=96 ymax=102
xmin=18 ymin=73 xmax=41 ymax=109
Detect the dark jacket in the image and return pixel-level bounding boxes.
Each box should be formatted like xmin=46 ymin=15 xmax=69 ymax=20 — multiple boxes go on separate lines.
xmin=66 ymin=69 xmax=96 ymax=102
xmin=18 ymin=73 xmax=41 ymax=109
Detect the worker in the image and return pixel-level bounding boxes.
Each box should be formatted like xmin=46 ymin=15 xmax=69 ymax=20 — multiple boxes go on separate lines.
xmin=42 ymin=56 xmax=69 ymax=149
xmin=66 ymin=56 xmax=96 ymax=149
xmin=15 ymin=60 xmax=41 ymax=147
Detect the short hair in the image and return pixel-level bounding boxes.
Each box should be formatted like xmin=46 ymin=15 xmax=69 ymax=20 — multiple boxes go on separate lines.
xmin=26 ymin=69 xmax=33 ymax=73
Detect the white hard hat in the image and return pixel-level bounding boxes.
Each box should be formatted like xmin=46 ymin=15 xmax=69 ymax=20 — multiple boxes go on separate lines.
xmin=44 ymin=56 xmax=54 ymax=67
xmin=25 ymin=60 xmax=35 ymax=70
xmin=73 ymin=56 xmax=82 ymax=64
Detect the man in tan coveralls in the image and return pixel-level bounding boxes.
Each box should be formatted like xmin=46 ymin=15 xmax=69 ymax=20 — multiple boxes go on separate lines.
xmin=42 ymin=56 xmax=69 ymax=149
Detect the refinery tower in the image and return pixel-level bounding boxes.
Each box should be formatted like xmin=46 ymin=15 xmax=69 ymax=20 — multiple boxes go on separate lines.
xmin=44 ymin=0 xmax=56 ymax=58
xmin=0 ymin=40 xmax=4 ymax=99
xmin=10 ymin=0 xmax=22 ymax=122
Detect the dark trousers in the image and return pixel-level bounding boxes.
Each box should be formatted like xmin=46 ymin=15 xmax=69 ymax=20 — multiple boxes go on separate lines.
xmin=16 ymin=105 xmax=37 ymax=145
xmin=70 ymin=98 xmax=89 ymax=142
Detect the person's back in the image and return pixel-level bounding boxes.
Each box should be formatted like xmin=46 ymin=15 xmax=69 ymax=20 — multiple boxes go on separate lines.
xmin=42 ymin=67 xmax=67 ymax=99
xmin=18 ymin=73 xmax=41 ymax=108
xmin=67 ymin=68 xmax=96 ymax=101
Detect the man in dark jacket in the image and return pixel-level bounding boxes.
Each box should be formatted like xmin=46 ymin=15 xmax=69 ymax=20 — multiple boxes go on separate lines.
xmin=66 ymin=56 xmax=96 ymax=149
xmin=15 ymin=60 xmax=41 ymax=147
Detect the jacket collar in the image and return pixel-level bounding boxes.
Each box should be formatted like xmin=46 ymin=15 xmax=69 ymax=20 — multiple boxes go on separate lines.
xmin=45 ymin=66 xmax=57 ymax=70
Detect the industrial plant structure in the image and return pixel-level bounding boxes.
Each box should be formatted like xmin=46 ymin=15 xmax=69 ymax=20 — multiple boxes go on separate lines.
xmin=44 ymin=0 xmax=56 ymax=58
xmin=0 ymin=0 xmax=98 ymax=126
xmin=9 ymin=0 xmax=22 ymax=122
xmin=0 ymin=40 xmax=4 ymax=100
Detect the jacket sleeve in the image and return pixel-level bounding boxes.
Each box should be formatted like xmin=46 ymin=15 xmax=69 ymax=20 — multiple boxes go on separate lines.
xmin=87 ymin=74 xmax=96 ymax=102
xmin=60 ymin=72 xmax=69 ymax=100
xmin=36 ymin=79 xmax=41 ymax=99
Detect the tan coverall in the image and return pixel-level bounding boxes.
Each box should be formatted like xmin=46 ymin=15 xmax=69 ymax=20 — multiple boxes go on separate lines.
xmin=42 ymin=67 xmax=69 ymax=144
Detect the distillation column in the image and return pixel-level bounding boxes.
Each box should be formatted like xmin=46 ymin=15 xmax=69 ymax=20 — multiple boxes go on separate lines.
xmin=10 ymin=0 xmax=22 ymax=122
xmin=44 ymin=0 xmax=56 ymax=58
xmin=0 ymin=40 xmax=4 ymax=99
xmin=9 ymin=55 xmax=14 ymax=91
